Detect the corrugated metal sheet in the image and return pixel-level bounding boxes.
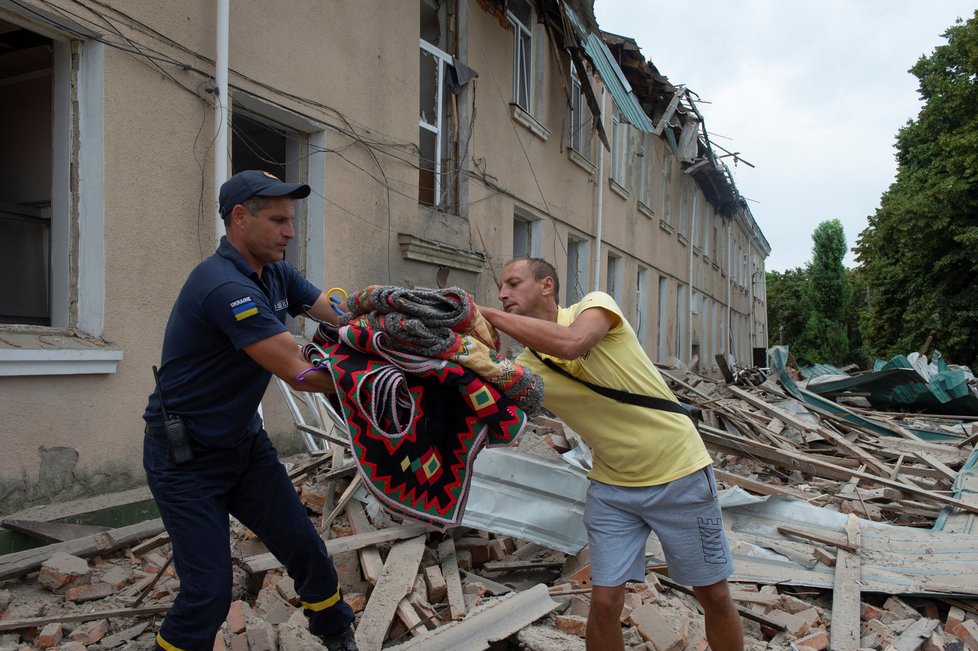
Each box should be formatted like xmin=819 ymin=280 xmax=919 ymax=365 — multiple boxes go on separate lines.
xmin=460 ymin=447 xmax=589 ymax=554
xmin=563 ymin=3 xmax=654 ymax=132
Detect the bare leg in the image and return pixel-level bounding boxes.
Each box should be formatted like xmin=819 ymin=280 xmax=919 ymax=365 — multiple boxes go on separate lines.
xmin=692 ymin=579 xmax=743 ymax=651
xmin=586 ymin=584 xmax=626 ymax=651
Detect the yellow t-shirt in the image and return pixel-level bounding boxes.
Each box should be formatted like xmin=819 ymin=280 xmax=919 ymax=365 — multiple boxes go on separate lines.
xmin=517 ymin=292 xmax=711 ymax=486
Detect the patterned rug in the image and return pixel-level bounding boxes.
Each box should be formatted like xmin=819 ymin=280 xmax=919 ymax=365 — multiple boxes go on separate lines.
xmin=303 ymin=323 xmax=529 ymax=528
xmin=340 ymin=285 xmax=544 ymax=415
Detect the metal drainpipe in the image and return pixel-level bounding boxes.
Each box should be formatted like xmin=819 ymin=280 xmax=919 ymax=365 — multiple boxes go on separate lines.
xmin=593 ymin=87 xmax=605 ymax=293
xmin=214 ymin=0 xmax=230 ymax=238
xmin=726 ymin=217 xmax=732 ymax=358
xmin=687 ymin=194 xmax=696 ymax=364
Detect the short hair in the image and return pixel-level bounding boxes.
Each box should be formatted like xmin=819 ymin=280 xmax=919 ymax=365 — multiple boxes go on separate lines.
xmin=506 ymin=257 xmax=559 ymax=305
xmin=222 ymin=196 xmax=268 ymax=224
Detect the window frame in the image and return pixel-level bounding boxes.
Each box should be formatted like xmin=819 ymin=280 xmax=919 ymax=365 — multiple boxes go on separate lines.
xmin=0 ymin=17 xmax=116 ymax=377
xmin=507 ymin=0 xmax=533 ymax=113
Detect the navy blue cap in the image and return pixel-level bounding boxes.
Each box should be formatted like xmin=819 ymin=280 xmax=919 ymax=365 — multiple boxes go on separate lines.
xmin=218 ymin=170 xmax=311 ymax=218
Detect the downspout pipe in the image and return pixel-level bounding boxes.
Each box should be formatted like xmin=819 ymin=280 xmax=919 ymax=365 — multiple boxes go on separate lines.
xmin=214 ymin=0 xmax=229 ymax=238
xmin=687 ymin=194 xmax=696 ymax=364
xmin=593 ymin=87 xmax=605 ymax=293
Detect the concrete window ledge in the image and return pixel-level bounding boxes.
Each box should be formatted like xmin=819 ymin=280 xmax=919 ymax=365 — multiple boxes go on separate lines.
xmin=568 ymin=148 xmax=596 ymax=175
xmin=510 ymin=104 xmax=550 ymax=141
xmin=397 ymin=234 xmax=486 ymax=273
xmin=0 ymin=336 xmax=123 ymax=376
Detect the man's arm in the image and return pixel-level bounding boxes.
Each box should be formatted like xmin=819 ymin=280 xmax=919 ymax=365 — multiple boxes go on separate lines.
xmin=479 ymin=305 xmax=618 ymax=360
xmin=305 ymin=292 xmax=342 ymax=326
xmin=244 ymin=331 xmax=335 ymax=393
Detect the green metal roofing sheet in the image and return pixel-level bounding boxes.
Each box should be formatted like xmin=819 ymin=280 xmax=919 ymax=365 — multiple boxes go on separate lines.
xmin=583 ymin=34 xmax=654 ymax=132
xmin=563 ymin=3 xmax=654 ymax=132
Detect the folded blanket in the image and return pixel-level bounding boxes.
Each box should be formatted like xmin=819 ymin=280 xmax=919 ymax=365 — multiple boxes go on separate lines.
xmin=341 ymin=285 xmax=543 ymax=415
xmin=303 ymin=324 xmax=528 ymax=528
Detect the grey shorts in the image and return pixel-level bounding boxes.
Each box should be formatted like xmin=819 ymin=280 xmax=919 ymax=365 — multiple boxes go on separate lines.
xmin=583 ymin=465 xmax=735 ymax=587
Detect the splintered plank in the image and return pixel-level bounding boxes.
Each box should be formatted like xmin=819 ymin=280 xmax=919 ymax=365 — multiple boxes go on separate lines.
xmin=1 ymin=519 xmax=111 ymax=544
xmin=355 ymin=534 xmax=427 ymax=651
xmin=699 ymin=426 xmax=978 ymax=514
xmin=0 ymin=519 xmax=165 ymax=581
xmin=0 ymin=605 xmax=169 ymax=633
xmin=830 ymin=514 xmax=862 ymax=651
xmin=346 ymin=500 xmax=384 ymax=585
xmin=241 ymin=524 xmax=426 ymax=574
xmin=437 ymin=538 xmax=466 ymax=621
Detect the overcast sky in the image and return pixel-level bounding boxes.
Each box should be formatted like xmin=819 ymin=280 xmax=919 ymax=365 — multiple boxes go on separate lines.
xmin=593 ymin=1 xmax=977 ymax=272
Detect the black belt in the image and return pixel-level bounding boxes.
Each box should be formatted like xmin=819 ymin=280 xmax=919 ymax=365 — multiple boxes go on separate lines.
xmin=145 ymin=423 xmax=164 ymax=437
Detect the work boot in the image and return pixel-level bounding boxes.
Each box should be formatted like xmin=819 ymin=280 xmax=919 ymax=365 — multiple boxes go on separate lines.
xmin=320 ymin=625 xmax=359 ymax=651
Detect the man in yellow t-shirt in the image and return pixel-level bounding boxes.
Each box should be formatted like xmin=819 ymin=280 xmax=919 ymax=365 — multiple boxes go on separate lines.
xmin=479 ymin=258 xmax=742 ymax=651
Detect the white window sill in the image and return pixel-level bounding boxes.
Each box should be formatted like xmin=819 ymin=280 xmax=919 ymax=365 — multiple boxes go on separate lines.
xmin=0 ymin=331 xmax=123 ymax=376
xmin=637 ymin=201 xmax=655 ymax=219
xmin=659 ymin=219 xmax=674 ymax=234
xmin=568 ymin=148 xmax=596 ymax=175
xmin=609 ymin=179 xmax=629 ymax=200
xmin=511 ymin=104 xmax=550 ymax=141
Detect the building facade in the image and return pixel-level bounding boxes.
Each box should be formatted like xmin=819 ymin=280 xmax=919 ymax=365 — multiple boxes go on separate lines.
xmin=0 ymin=0 xmax=769 ymax=512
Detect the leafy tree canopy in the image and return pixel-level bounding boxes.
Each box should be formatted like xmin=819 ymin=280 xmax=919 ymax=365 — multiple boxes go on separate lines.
xmin=855 ymin=10 xmax=978 ymax=368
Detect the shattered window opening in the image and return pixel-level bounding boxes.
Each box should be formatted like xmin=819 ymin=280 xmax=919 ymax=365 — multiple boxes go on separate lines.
xmin=507 ymin=0 xmax=533 ymax=113
xmin=569 ymin=60 xmax=592 ymax=156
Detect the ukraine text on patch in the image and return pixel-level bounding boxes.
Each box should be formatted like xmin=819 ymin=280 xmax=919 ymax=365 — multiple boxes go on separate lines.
xmin=230 ymin=296 xmax=258 ymax=321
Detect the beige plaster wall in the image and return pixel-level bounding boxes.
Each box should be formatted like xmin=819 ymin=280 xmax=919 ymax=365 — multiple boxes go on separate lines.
xmin=0 ymin=0 xmax=767 ymax=513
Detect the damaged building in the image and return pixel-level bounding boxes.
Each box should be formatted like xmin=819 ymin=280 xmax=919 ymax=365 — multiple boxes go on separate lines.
xmin=0 ymin=1 xmax=768 ymax=533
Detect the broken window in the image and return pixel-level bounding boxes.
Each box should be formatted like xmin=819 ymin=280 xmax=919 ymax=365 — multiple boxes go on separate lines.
xmin=231 ymin=106 xmax=303 ymax=271
xmin=636 ymin=266 xmax=649 ymax=346
xmin=660 ymin=152 xmax=673 ymax=226
xmin=419 ymin=0 xmax=454 ymax=209
xmin=610 ymin=108 xmax=628 ymax=186
xmin=566 ymin=236 xmax=588 ymax=304
xmin=606 ymin=253 xmax=622 ymax=303
xmin=0 ymin=16 xmax=108 ymax=340
xmin=512 ymin=211 xmax=540 ymax=258
xmin=637 ymin=134 xmax=652 ymax=209
xmin=568 ymin=61 xmax=591 ymax=156
xmin=657 ymin=276 xmax=669 ymax=362
xmin=507 ymin=0 xmax=533 ymax=112
xmin=0 ymin=22 xmax=55 ymax=326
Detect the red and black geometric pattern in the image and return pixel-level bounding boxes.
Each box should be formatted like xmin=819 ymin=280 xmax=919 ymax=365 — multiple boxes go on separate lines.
xmin=303 ymin=323 xmax=528 ymax=528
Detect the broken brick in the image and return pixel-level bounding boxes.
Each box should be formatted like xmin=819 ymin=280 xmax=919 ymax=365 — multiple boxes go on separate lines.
xmin=68 ymin=618 xmax=109 ymax=644
xmin=64 ymin=581 xmax=114 ymax=603
xmin=628 ymin=603 xmax=683 ymax=651
xmin=37 ymin=622 xmax=62 ymax=649
xmin=554 ymin=614 xmax=588 ymax=637
xmin=37 ymin=552 xmax=91 ymax=593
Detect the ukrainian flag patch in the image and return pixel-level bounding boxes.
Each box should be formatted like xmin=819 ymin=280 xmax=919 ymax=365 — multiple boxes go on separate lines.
xmin=229 ymin=296 xmax=258 ymax=321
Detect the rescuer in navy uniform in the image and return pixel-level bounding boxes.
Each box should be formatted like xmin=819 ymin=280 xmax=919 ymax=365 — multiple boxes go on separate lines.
xmin=143 ymin=170 xmax=358 ymax=651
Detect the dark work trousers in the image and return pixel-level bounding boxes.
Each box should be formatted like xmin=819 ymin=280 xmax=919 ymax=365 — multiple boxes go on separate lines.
xmin=144 ymin=427 xmax=354 ymax=651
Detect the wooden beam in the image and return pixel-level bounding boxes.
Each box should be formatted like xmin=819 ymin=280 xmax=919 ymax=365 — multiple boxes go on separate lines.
xmin=725 ymin=385 xmax=817 ymax=433
xmin=438 ymin=538 xmax=466 ymax=621
xmin=241 ymin=524 xmax=427 ymax=574
xmin=699 ymin=426 xmax=978 ymax=515
xmin=712 ymin=469 xmax=815 ymax=501
xmin=0 ymin=519 xmax=165 ymax=581
xmin=830 ymin=516 xmax=862 ymax=651
xmin=912 ymin=451 xmax=959 ymax=483
xmin=346 ymin=500 xmax=383 ymax=585
xmin=0 ymin=605 xmax=169 ymax=632
xmin=1 ymin=519 xmax=110 ymax=544
xmin=355 ymin=535 xmax=427 ymax=651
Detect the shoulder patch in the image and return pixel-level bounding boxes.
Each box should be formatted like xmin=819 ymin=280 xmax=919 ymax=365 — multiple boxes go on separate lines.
xmin=229 ymin=296 xmax=258 ymax=321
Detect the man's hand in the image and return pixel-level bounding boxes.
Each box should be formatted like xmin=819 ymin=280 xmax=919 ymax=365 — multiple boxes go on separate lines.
xmin=244 ymin=332 xmax=336 ymax=393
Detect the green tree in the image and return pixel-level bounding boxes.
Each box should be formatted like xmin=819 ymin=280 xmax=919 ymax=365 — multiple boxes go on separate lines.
xmin=766 ymin=267 xmax=809 ymax=351
xmin=796 ymin=219 xmax=851 ymax=364
xmin=855 ymin=11 xmax=978 ymax=368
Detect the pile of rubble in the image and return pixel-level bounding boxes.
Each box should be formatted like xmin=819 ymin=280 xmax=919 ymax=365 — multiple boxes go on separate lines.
xmin=1 ymin=361 xmax=977 ymax=650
